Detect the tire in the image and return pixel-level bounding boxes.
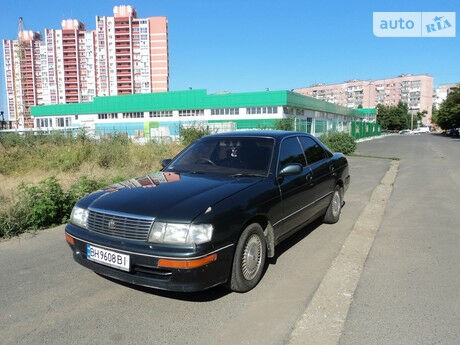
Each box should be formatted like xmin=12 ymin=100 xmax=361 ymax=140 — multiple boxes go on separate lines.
xmin=228 ymin=223 xmax=267 ymax=293
xmin=323 ymin=185 xmax=343 ymax=224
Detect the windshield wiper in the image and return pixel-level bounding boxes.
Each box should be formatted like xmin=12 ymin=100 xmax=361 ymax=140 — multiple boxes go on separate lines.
xmin=231 ymin=173 xmax=265 ymax=178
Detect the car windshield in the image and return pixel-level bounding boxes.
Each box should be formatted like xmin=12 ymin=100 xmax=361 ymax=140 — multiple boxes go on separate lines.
xmin=166 ymin=136 xmax=274 ymax=176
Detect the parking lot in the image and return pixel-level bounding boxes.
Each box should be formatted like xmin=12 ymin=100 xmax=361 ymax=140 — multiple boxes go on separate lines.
xmin=0 ymin=152 xmax=388 ymax=345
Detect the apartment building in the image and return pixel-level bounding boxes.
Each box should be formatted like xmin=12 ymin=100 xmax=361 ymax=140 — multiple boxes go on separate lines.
xmin=433 ymin=83 xmax=458 ymax=109
xmin=3 ymin=31 xmax=42 ymax=128
xmin=95 ymin=5 xmax=168 ymax=96
xmin=2 ymin=5 xmax=169 ymax=128
xmin=294 ymin=74 xmax=434 ymax=124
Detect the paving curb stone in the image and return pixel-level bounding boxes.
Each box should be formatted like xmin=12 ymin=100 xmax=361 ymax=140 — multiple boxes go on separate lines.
xmin=287 ymin=160 xmax=399 ymax=345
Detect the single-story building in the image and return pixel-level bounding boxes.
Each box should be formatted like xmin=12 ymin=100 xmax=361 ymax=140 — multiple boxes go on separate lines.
xmin=30 ymin=89 xmax=380 ymax=139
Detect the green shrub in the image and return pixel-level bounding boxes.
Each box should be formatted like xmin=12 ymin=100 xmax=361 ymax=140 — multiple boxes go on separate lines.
xmin=0 ymin=133 xmax=23 ymax=148
xmin=318 ymin=132 xmax=357 ymax=155
xmin=0 ymin=176 xmax=105 ymax=238
xmin=63 ymin=177 xmax=105 ymax=222
xmin=179 ymin=124 xmax=211 ymax=146
xmin=18 ymin=177 xmax=66 ymax=229
xmin=274 ymin=118 xmax=295 ymax=131
xmin=96 ymin=134 xmax=130 ymax=168
xmin=0 ymin=204 xmax=29 ymax=238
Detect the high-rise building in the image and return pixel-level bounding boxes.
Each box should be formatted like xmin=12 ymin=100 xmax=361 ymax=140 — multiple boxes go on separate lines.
xmin=294 ymin=74 xmax=434 ymax=124
xmin=95 ymin=5 xmax=169 ymax=96
xmin=3 ymin=30 xmax=42 ymax=128
xmin=2 ymin=5 xmax=169 ymax=128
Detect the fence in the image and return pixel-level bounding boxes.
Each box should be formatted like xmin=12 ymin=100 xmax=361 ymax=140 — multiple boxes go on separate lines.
xmin=350 ymin=121 xmax=382 ymax=140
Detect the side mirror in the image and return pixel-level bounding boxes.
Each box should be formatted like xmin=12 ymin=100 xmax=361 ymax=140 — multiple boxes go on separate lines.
xmin=161 ymin=158 xmax=172 ymax=168
xmin=279 ymin=163 xmax=302 ymax=176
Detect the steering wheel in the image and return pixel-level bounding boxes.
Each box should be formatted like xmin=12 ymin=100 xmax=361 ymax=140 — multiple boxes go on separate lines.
xmin=197 ymin=157 xmax=217 ymax=166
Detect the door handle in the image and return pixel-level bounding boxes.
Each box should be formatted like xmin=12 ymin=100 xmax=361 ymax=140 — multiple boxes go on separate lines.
xmin=306 ymin=174 xmax=313 ymax=183
xmin=329 ymin=165 xmax=335 ymax=172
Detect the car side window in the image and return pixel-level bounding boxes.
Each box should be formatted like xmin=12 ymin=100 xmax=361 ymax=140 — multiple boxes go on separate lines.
xmin=278 ymin=137 xmax=306 ymax=170
xmin=299 ymin=136 xmax=327 ymax=165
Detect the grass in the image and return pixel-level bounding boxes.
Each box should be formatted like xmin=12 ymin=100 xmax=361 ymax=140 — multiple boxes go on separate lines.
xmin=0 ymin=132 xmax=184 ymax=238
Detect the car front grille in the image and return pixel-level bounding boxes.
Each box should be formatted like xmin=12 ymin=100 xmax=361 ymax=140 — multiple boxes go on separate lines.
xmin=87 ymin=209 xmax=153 ymax=241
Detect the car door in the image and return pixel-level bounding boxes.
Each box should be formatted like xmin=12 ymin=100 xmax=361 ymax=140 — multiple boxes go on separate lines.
xmin=275 ymin=136 xmax=316 ymax=239
xmin=298 ymin=136 xmax=335 ymax=216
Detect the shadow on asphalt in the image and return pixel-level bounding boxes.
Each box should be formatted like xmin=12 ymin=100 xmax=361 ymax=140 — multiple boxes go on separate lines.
xmin=269 ymin=218 xmax=323 ymax=264
xmin=98 ymin=217 xmax=325 ymax=301
xmin=432 ymin=133 xmax=460 ymax=141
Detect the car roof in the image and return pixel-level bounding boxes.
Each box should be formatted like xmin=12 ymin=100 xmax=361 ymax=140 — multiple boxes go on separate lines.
xmin=205 ymin=130 xmax=313 ymax=140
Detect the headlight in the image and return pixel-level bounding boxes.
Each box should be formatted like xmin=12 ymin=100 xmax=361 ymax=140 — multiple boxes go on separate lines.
xmin=149 ymin=222 xmax=213 ymax=245
xmin=70 ymin=206 xmax=89 ymax=229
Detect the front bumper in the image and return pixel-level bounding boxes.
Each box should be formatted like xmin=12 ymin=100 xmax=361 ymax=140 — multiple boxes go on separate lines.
xmin=65 ymin=224 xmax=234 ymax=292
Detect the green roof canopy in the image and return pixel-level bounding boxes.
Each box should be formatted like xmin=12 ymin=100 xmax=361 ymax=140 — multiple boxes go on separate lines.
xmin=355 ymin=108 xmax=377 ymax=115
xmin=31 ymin=89 xmax=363 ymax=118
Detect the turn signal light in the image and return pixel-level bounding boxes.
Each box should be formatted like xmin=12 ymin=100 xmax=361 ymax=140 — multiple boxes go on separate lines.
xmin=157 ymin=253 xmax=217 ymax=269
xmin=65 ymin=233 xmax=75 ymax=245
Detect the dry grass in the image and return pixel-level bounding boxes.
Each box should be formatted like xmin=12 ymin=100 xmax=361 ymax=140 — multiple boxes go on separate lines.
xmin=0 ymin=134 xmax=184 ymax=211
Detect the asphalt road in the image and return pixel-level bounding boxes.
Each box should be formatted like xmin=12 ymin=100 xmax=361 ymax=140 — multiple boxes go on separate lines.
xmin=0 ymin=154 xmax=389 ymax=345
xmin=340 ymin=134 xmax=460 ymax=345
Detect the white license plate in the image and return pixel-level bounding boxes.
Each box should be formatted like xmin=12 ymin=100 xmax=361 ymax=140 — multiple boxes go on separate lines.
xmin=86 ymin=244 xmax=130 ymax=272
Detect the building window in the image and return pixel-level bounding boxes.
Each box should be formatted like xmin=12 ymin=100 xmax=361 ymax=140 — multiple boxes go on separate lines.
xmin=247 ymin=106 xmax=278 ymax=114
xmin=210 ymin=108 xmax=240 ymax=115
xmin=178 ymin=109 xmax=204 ymax=117
xmin=122 ymin=112 xmax=144 ymax=119
xmin=149 ymin=111 xmax=173 ymax=118
xmin=98 ymin=113 xmax=118 ymax=119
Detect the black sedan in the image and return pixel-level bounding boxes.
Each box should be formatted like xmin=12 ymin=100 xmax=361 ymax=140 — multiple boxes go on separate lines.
xmin=65 ymin=131 xmax=349 ymax=292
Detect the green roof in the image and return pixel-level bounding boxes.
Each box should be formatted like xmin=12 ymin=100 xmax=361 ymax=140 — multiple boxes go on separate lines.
xmin=31 ymin=89 xmax=363 ymax=118
xmin=355 ymin=108 xmax=377 ymax=115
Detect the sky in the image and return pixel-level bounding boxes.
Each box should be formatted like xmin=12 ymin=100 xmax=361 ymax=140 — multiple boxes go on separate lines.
xmin=1 ymin=0 xmax=459 ymax=118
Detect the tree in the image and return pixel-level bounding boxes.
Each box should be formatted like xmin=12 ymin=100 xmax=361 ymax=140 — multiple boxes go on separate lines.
xmin=434 ymin=86 xmax=460 ymax=129
xmin=431 ymin=105 xmax=439 ymax=126
xmin=274 ymin=118 xmax=295 ymax=131
xmin=179 ymin=124 xmax=212 ymax=146
xmin=376 ymin=102 xmax=410 ymax=130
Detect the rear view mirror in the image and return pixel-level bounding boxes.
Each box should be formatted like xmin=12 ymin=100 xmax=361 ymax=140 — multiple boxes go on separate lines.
xmin=161 ymin=158 xmax=172 ymax=168
xmin=279 ymin=163 xmax=302 ymax=176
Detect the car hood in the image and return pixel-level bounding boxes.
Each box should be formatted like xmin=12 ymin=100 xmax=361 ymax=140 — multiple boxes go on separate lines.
xmin=78 ymin=171 xmax=261 ymax=222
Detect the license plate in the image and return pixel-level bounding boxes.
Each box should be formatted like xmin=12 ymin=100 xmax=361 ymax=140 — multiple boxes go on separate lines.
xmin=86 ymin=244 xmax=130 ymax=272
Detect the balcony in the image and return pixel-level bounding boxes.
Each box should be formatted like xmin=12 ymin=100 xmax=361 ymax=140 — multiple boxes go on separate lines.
xmin=116 ymin=48 xmax=131 ymax=55
xmin=116 ymin=61 xmax=131 ymax=66
xmin=115 ymin=41 xmax=130 ymax=47
xmin=114 ymin=22 xmax=129 ymax=27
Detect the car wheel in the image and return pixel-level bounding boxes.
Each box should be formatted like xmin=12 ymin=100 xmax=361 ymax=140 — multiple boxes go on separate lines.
xmin=323 ymin=185 xmax=343 ymax=224
xmin=228 ymin=223 xmax=267 ymax=293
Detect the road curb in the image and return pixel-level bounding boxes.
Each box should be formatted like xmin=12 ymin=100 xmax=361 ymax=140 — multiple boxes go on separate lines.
xmin=287 ymin=160 xmax=399 ymax=345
